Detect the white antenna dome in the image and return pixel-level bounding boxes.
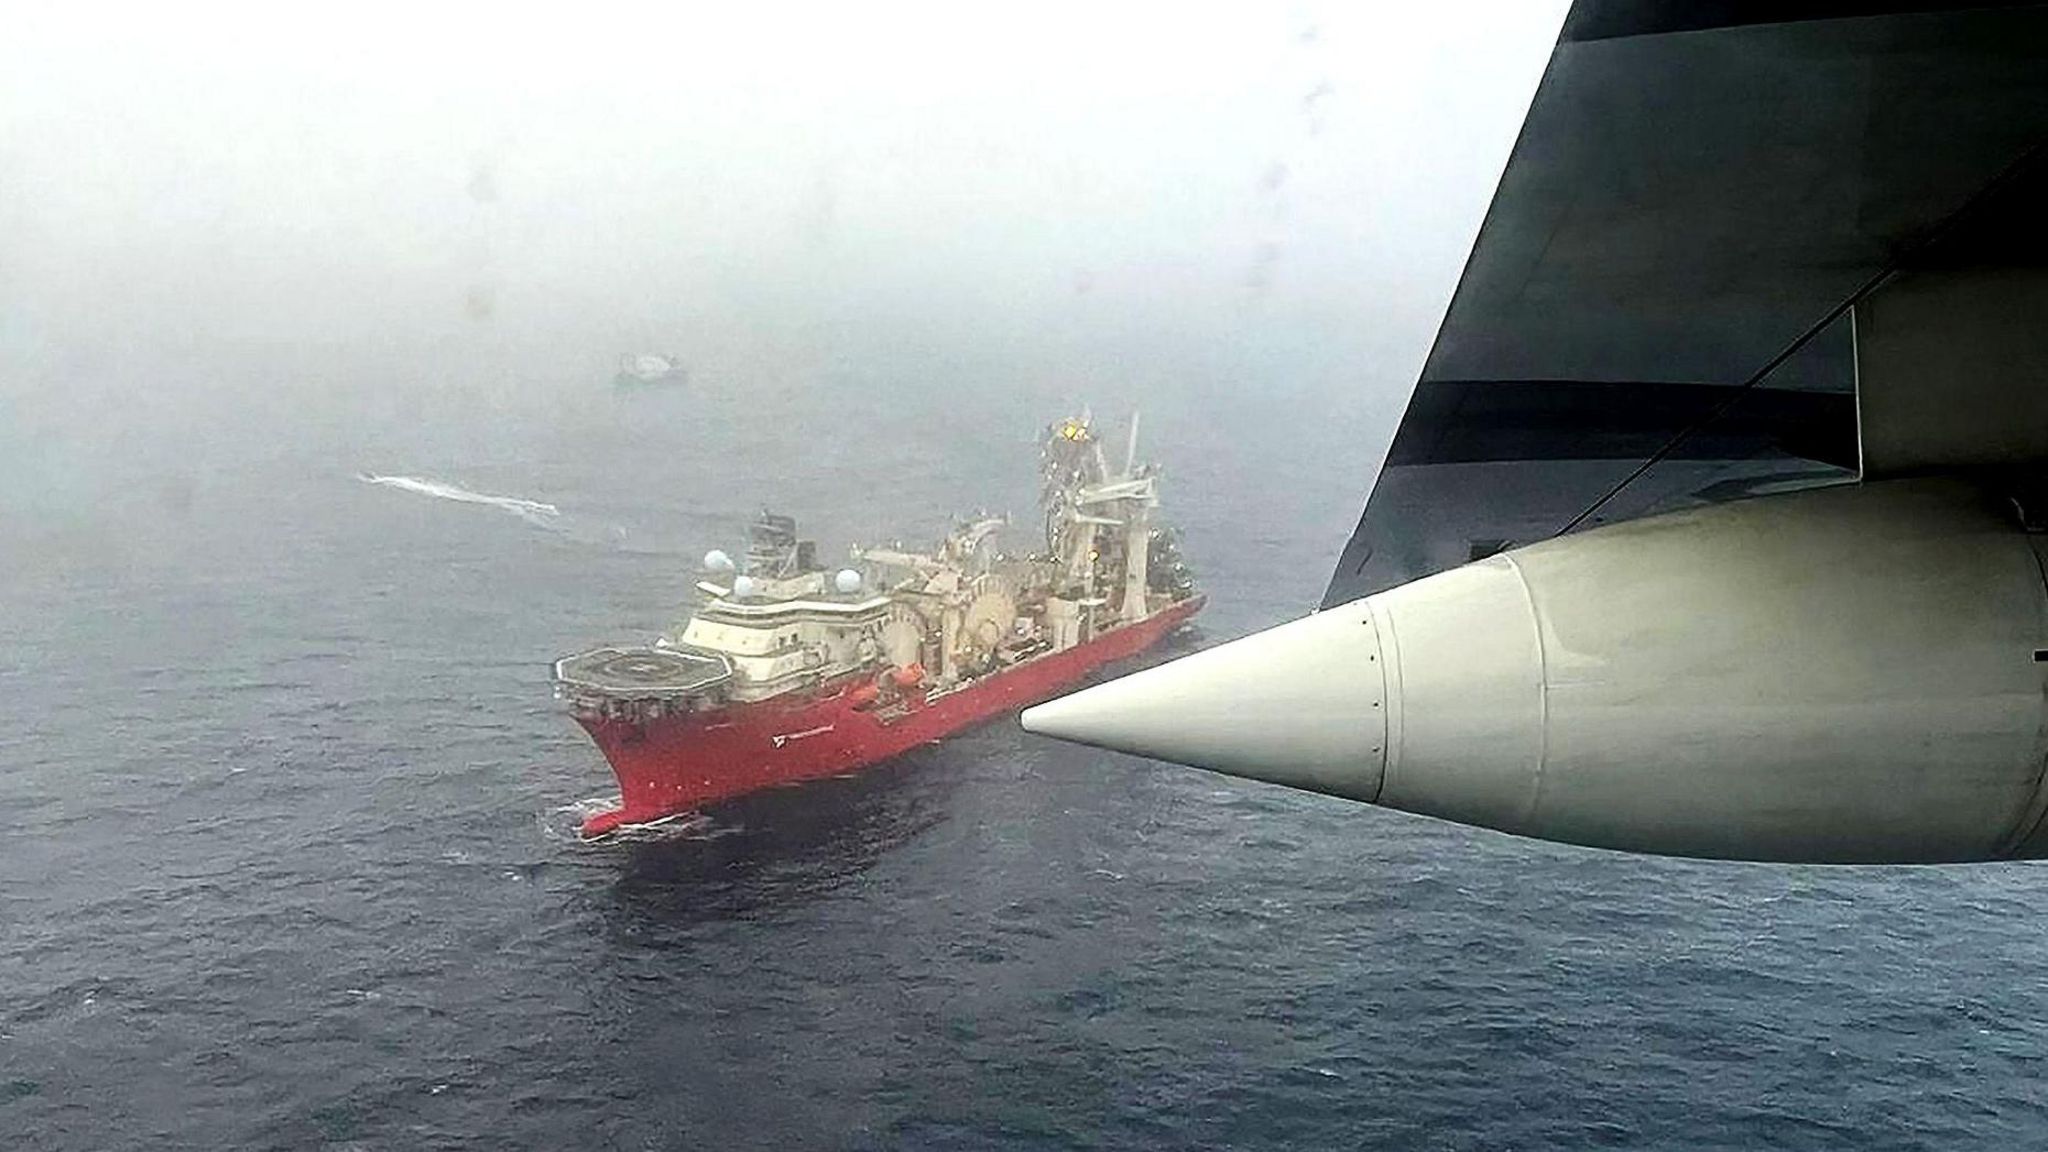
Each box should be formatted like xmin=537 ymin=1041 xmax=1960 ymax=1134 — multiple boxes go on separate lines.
xmin=834 ymin=568 xmax=862 ymax=594
xmin=730 ymin=574 xmax=757 ymax=599
xmin=703 ymin=549 xmax=735 ymax=574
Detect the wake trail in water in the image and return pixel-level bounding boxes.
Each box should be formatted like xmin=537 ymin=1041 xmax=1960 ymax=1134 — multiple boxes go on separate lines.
xmin=357 ymin=472 xmax=701 ymax=556
xmin=358 ymin=473 xmax=561 ymax=527
xmin=538 ymin=795 xmax=721 ymax=845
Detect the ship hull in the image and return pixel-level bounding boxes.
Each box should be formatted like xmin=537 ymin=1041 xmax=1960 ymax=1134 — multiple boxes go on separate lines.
xmin=574 ymin=597 xmax=1203 ymax=836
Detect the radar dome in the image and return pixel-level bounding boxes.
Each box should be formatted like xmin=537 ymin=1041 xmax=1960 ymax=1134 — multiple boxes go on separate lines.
xmin=703 ymin=549 xmax=735 ymax=574
xmin=730 ymin=575 xmax=757 ymax=599
xmin=834 ymin=569 xmax=862 ymax=594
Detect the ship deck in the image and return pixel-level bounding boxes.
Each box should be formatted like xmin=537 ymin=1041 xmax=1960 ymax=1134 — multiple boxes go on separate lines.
xmin=553 ymin=646 xmax=733 ymax=698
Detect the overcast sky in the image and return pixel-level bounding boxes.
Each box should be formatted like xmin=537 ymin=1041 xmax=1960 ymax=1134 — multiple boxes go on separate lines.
xmin=1 ymin=0 xmax=1566 ymax=472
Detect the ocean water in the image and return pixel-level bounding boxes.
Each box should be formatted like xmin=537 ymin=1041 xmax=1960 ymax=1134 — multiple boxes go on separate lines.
xmin=6 ymin=371 xmax=2048 ymax=1151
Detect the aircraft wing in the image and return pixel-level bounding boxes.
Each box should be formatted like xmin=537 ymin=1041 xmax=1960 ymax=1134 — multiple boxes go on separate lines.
xmin=1026 ymin=1 xmax=2048 ymax=864
xmin=1325 ymin=0 xmax=2048 ymax=607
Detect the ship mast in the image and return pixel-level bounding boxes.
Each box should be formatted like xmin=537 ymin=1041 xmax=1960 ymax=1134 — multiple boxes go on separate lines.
xmin=1042 ymin=412 xmax=1158 ymax=626
xmin=1118 ymin=416 xmax=1150 ymax=625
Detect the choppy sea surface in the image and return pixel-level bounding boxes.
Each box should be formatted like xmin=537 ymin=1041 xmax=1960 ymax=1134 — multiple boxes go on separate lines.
xmin=6 ymin=375 xmax=2048 ymax=1150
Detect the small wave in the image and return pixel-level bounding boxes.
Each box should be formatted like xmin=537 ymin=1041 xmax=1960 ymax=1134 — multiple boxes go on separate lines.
xmin=538 ymin=795 xmax=719 ymax=845
xmin=558 ymin=794 xmax=622 ymax=823
xmin=358 ymin=473 xmax=560 ymax=526
xmin=593 ymin=811 xmax=718 ymax=843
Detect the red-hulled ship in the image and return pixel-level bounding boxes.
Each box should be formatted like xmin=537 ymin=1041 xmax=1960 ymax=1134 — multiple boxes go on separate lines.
xmin=554 ymin=413 xmax=1202 ymax=838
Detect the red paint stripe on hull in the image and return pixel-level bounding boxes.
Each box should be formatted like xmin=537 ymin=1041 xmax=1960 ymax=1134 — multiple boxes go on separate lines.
xmin=575 ymin=597 xmax=1203 ymax=834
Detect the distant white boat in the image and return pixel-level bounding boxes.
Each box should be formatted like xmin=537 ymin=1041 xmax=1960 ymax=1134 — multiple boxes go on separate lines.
xmin=614 ymin=353 xmax=687 ymax=387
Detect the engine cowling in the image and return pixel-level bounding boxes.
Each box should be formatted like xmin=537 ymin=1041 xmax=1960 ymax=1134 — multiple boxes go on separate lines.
xmin=1022 ymin=477 xmax=2048 ymax=863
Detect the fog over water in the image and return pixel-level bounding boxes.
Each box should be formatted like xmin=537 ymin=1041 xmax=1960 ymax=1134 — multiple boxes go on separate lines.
xmin=32 ymin=6 xmax=2048 ymax=1151
xmin=2 ymin=3 xmax=1556 ymax=477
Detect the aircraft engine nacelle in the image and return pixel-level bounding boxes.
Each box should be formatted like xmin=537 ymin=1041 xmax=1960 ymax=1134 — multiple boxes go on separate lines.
xmin=1022 ymin=477 xmax=2048 ymax=862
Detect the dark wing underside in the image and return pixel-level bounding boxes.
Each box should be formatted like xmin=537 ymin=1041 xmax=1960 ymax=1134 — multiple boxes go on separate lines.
xmin=1324 ymin=0 xmax=2048 ymax=607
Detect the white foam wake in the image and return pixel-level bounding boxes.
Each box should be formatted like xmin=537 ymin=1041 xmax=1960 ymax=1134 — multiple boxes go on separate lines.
xmin=537 ymin=794 xmax=719 ymax=845
xmin=358 ymin=473 xmax=561 ymax=525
